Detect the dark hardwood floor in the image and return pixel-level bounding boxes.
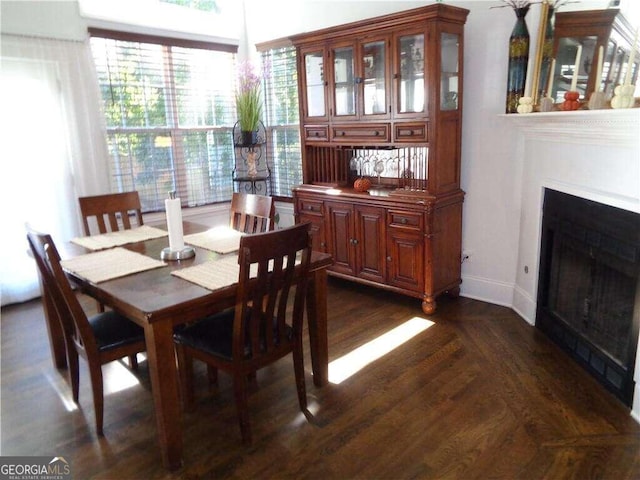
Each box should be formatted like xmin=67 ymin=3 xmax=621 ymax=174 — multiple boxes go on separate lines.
xmin=2 ymin=278 xmax=639 ymax=479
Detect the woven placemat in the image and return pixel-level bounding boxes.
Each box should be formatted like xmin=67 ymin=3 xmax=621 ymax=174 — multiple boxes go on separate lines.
xmin=61 ymin=247 xmax=167 ymax=283
xmin=184 ymin=226 xmax=243 ymax=254
xmin=172 ymin=254 xmax=302 ymax=291
xmin=71 ymin=225 xmax=168 ymax=251
xmin=171 ymin=255 xmax=241 ymax=291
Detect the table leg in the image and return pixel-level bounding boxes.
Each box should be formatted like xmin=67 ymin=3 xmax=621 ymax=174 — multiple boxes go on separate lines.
xmin=306 ymin=269 xmax=328 ymax=386
xmin=144 ymin=320 xmax=183 ymax=470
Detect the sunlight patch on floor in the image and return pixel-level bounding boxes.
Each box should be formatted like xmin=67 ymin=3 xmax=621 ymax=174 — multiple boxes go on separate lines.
xmin=44 ymin=372 xmax=78 ymax=412
xmin=103 ymin=356 xmax=144 ymax=394
xmin=328 ymin=317 xmax=434 ymax=384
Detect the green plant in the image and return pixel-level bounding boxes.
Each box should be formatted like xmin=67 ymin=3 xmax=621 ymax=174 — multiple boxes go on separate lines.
xmin=235 ymin=61 xmax=263 ymax=132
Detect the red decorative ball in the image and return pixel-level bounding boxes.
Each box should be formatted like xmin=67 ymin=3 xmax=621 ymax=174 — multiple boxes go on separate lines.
xmin=353 ymin=177 xmax=372 ymax=192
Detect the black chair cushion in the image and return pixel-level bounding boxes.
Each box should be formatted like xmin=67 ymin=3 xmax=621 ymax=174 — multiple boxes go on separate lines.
xmin=174 ymin=308 xmax=292 ymax=360
xmin=89 ymin=310 xmax=145 ymax=352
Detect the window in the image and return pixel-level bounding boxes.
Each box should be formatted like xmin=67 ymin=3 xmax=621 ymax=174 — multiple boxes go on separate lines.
xmin=260 ymin=44 xmax=302 ymax=198
xmin=90 ymin=30 xmax=237 ymax=212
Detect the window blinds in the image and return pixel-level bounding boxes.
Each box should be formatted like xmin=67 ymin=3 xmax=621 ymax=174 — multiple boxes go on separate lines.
xmin=89 ymin=30 xmax=238 ymax=212
xmin=260 ymin=45 xmax=302 ymax=198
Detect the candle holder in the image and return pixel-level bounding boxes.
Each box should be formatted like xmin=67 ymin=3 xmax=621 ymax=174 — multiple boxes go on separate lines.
xmin=560 ymin=91 xmax=580 ymax=111
xmin=587 ymin=91 xmax=607 ymax=110
xmin=611 ymin=84 xmax=635 ymax=109
xmin=516 ymin=96 xmax=534 ymax=114
xmin=538 ymin=96 xmax=554 ymax=112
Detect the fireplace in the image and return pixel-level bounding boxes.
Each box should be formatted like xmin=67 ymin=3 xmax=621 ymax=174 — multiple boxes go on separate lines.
xmin=536 ymin=189 xmax=640 ymax=405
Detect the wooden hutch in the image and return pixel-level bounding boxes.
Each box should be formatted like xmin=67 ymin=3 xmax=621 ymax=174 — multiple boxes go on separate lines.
xmin=290 ymin=4 xmax=469 ymax=314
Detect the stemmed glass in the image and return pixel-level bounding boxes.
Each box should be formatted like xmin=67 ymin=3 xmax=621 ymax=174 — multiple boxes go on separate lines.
xmin=374 ymin=159 xmax=385 ymax=185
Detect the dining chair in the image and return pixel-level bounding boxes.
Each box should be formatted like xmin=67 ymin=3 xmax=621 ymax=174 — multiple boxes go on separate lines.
xmin=78 ymin=191 xmax=143 ymax=235
xmin=27 ymin=229 xmax=146 ymax=436
xmin=229 ymin=192 xmax=275 ymax=234
xmin=174 ymin=222 xmax=313 ymax=444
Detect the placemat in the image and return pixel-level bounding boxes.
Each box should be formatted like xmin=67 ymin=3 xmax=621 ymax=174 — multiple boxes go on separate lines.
xmin=61 ymin=247 xmax=167 ymax=283
xmin=184 ymin=226 xmax=243 ymax=254
xmin=70 ymin=225 xmax=168 ymax=251
xmin=171 ymin=255 xmax=241 ymax=291
xmin=171 ymin=254 xmax=302 ymax=291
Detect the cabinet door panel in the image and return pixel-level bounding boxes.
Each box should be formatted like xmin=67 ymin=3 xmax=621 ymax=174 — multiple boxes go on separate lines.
xmin=326 ymin=202 xmax=356 ymax=275
xmin=394 ymin=31 xmax=426 ymax=117
xmin=299 ymin=213 xmax=326 ymax=253
xmin=301 ymin=46 xmax=329 ymax=122
xmin=355 ymin=205 xmax=386 ymax=283
xmin=387 ymin=229 xmax=424 ymax=292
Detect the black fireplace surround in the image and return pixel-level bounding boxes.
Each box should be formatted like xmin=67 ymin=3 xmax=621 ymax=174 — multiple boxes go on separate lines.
xmin=536 ymin=189 xmax=640 ymax=406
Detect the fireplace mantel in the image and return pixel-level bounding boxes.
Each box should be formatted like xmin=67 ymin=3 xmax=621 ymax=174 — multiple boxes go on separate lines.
xmin=501 ymin=108 xmax=640 ymax=146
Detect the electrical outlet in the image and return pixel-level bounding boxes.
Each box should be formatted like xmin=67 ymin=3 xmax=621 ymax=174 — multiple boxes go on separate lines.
xmin=461 ymin=249 xmax=473 ymax=263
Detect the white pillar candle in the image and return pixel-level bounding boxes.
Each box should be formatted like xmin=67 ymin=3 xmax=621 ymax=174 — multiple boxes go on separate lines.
xmin=570 ymin=44 xmax=582 ymax=91
xmin=547 ymin=58 xmax=556 ymax=96
xmin=594 ymin=45 xmax=604 ymax=92
xmin=624 ymin=29 xmax=638 ymax=86
xmin=165 ymin=196 xmax=185 ymax=251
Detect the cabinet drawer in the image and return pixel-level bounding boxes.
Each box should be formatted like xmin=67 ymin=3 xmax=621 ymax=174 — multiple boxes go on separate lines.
xmin=298 ymin=198 xmax=324 ymax=216
xmin=304 ymin=126 xmax=329 ymax=142
xmin=388 ymin=210 xmax=423 ymax=230
xmin=331 ymin=124 xmax=390 ymax=143
xmin=394 ymin=122 xmax=428 ymax=142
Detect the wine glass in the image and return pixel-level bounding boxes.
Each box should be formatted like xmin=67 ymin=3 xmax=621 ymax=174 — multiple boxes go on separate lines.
xmin=374 ymin=159 xmax=385 ymax=185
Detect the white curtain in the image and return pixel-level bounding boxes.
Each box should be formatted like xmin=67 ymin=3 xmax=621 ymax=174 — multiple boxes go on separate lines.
xmin=0 ymin=34 xmax=111 ymax=306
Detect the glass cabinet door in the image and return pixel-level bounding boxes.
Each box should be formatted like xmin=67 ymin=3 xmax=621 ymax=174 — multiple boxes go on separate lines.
xmin=333 ymin=45 xmax=356 ymax=117
xmin=303 ymin=49 xmax=326 ymax=119
xmin=361 ymin=39 xmax=387 ymax=115
xmin=397 ymin=33 xmax=425 ymax=114
xmin=440 ymin=32 xmax=460 ymax=111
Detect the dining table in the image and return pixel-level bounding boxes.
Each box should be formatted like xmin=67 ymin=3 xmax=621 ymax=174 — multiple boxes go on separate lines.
xmin=48 ymin=221 xmax=333 ymax=470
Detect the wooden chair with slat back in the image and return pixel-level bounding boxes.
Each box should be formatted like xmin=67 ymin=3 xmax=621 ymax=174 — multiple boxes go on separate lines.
xmin=78 ymin=191 xmax=143 ymax=313
xmin=78 ymin=191 xmax=143 ymax=235
xmin=26 ymin=228 xmax=146 ymax=436
xmin=173 ymin=222 xmax=313 ymax=444
xmin=229 ymin=192 xmax=275 ymax=234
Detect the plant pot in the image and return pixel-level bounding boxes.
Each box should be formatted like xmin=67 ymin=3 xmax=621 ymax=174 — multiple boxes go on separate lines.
xmin=240 ymin=130 xmax=258 ymax=146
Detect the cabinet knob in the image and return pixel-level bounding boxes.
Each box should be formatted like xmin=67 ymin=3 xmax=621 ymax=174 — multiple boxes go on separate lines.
xmin=340 ymin=131 xmax=345 ymax=136
xmin=374 ymin=131 xmax=380 ymax=136
xmin=307 ymin=205 xmax=313 ymax=210
xmin=401 ymin=218 xmax=408 ymax=224
xmin=314 ymin=131 xmax=319 ymax=136
xmin=387 ymin=256 xmax=392 ymax=261
xmin=320 ymin=242 xmax=326 ymax=247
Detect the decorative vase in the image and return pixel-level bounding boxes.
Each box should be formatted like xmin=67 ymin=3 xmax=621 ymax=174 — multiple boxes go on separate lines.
xmin=353 ymin=177 xmax=372 ymax=192
xmin=505 ymin=6 xmax=530 ymax=113
xmin=537 ymin=6 xmax=555 ymax=100
xmin=240 ymin=129 xmax=258 ymax=146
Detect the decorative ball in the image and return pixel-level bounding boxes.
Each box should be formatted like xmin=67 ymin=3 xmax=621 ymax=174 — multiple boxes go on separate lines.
xmin=353 ymin=177 xmax=372 ymax=192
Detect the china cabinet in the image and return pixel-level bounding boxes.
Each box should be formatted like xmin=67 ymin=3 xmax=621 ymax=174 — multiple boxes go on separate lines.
xmin=551 ymin=9 xmax=639 ymax=103
xmin=291 ymin=4 xmax=468 ymax=314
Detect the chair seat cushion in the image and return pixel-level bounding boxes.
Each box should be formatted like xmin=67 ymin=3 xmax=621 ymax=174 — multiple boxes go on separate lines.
xmin=174 ymin=308 xmax=292 ymax=360
xmin=89 ymin=310 xmax=145 ymax=352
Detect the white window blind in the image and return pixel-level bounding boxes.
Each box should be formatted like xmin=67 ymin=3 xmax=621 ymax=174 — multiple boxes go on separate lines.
xmin=90 ymin=29 xmax=238 ymax=212
xmin=260 ymin=44 xmax=302 ymax=198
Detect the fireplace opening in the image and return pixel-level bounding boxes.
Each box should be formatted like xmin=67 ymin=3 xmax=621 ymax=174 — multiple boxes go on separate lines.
xmin=536 ymin=189 xmax=640 ymax=406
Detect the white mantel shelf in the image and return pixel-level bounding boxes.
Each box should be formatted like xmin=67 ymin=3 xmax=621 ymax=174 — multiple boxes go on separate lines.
xmin=500 ymin=108 xmax=640 ymax=147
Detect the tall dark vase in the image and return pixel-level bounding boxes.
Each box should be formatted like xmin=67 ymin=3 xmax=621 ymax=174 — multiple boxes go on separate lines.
xmin=505 ymin=6 xmax=530 ymax=113
xmin=537 ymin=6 xmax=555 ymax=100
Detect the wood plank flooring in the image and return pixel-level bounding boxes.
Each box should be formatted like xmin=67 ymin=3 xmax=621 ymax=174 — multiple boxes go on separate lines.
xmin=2 ymin=278 xmax=639 ymax=479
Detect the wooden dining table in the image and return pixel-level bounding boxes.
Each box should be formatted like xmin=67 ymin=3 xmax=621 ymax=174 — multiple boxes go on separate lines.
xmin=48 ymin=221 xmax=333 ymax=470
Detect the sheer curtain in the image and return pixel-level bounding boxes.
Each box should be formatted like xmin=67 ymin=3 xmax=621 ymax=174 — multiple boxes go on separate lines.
xmin=0 ymin=34 xmax=111 ymax=306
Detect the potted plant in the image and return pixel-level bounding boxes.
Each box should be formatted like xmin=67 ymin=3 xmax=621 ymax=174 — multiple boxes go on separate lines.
xmin=235 ymin=61 xmax=263 ymax=145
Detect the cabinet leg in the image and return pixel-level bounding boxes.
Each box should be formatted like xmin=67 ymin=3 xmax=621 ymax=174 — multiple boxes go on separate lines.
xmin=421 ymin=296 xmax=436 ymax=315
